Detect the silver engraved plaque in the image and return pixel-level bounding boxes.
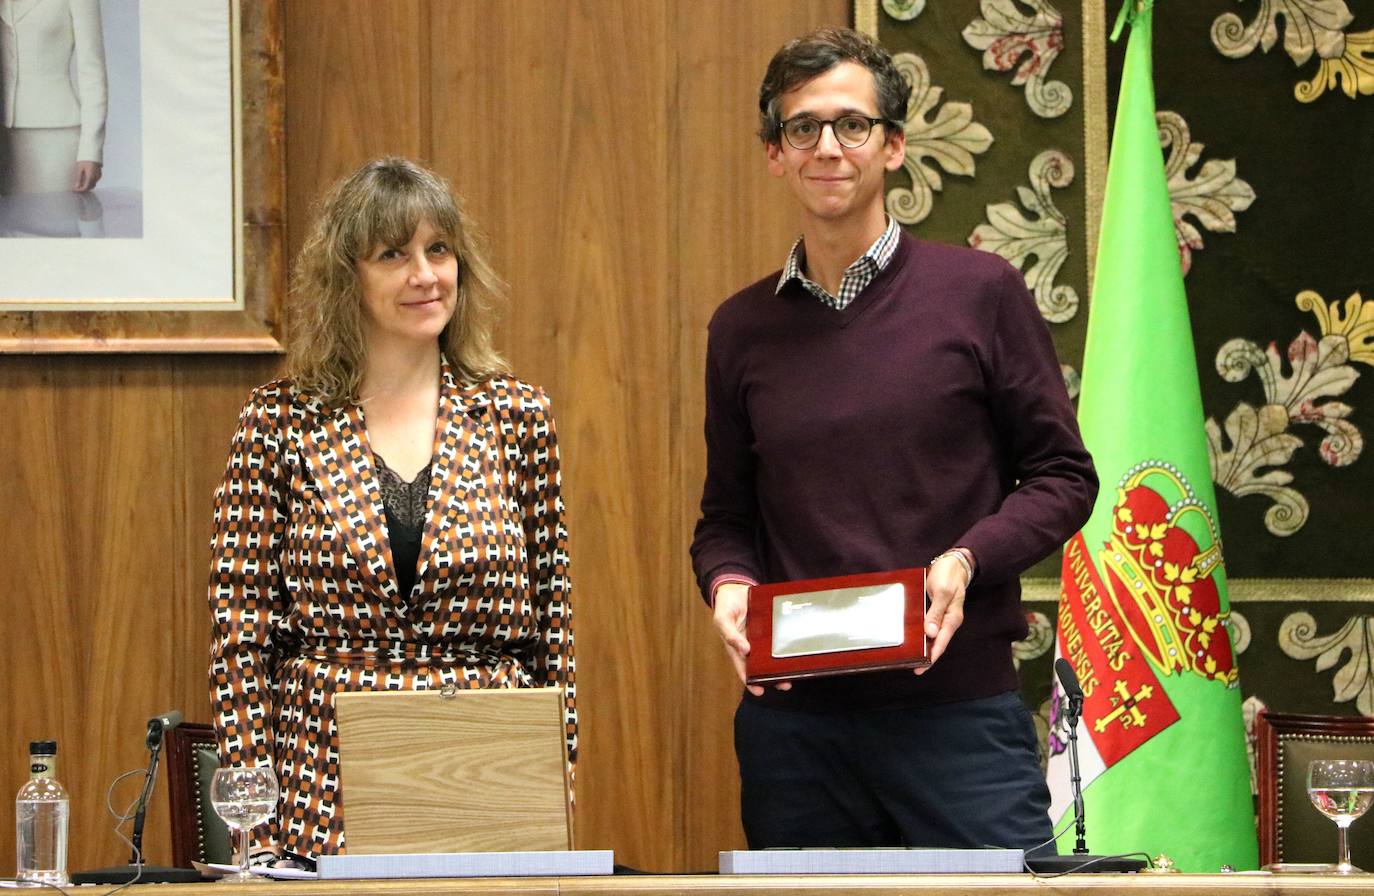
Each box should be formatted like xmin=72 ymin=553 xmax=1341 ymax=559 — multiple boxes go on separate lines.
xmin=771 ymin=582 xmax=906 ymax=658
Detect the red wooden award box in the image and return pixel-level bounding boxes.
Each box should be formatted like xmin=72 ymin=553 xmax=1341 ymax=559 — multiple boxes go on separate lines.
xmin=744 ymin=567 xmax=930 ymax=684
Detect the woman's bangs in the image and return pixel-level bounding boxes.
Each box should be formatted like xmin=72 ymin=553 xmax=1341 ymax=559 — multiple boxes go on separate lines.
xmin=355 ymin=185 xmax=460 ymax=256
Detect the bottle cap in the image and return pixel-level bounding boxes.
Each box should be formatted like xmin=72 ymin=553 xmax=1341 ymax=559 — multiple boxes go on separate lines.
xmin=29 ymin=741 xmax=57 ymax=755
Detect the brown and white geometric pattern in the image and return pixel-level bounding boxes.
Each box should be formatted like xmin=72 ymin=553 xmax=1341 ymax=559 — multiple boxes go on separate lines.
xmin=208 ymin=360 xmax=575 ymax=858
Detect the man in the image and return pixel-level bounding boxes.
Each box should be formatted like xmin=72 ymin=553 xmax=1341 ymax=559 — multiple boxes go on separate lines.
xmin=689 ymin=28 xmax=1097 ymax=852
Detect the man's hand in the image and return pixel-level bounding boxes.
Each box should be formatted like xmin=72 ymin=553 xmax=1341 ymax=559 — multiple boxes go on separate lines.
xmin=73 ymin=161 xmax=102 ymax=192
xmin=915 ymin=552 xmax=969 ymax=675
xmin=712 ymin=582 xmax=790 ymax=696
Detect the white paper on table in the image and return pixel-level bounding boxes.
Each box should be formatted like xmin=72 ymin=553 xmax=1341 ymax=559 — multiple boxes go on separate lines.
xmin=194 ymin=861 xmax=318 ymax=880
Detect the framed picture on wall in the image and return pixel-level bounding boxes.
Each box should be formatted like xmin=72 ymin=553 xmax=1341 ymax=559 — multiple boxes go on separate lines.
xmin=0 ymin=0 xmax=284 ymax=352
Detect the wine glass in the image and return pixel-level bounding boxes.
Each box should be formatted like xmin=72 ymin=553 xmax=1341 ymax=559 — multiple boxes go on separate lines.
xmin=1307 ymin=759 xmax=1374 ymax=874
xmin=209 ymin=767 xmax=279 ymax=883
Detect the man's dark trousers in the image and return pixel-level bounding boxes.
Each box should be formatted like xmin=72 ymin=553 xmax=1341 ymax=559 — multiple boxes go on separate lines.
xmin=734 ymin=690 xmax=1056 ymax=853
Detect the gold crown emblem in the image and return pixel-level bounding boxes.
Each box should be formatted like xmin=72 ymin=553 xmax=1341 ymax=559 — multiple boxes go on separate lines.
xmin=1100 ymin=462 xmax=1237 ymax=687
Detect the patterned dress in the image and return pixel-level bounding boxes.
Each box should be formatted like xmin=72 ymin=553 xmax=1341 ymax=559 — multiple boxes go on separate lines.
xmin=208 ymin=362 xmax=575 ymax=858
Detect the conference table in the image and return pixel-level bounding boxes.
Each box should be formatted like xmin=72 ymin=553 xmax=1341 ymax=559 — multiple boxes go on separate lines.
xmin=71 ymin=874 xmax=1374 ymax=895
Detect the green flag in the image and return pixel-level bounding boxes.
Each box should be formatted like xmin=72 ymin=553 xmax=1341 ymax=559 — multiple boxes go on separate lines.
xmin=1045 ymin=1 xmax=1258 ymax=872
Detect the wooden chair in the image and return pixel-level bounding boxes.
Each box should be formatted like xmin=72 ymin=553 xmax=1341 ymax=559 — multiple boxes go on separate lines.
xmin=165 ymin=722 xmax=234 ymax=867
xmin=1255 ymin=710 xmax=1374 ymax=868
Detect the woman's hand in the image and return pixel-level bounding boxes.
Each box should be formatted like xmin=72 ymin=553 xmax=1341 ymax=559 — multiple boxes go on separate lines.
xmin=73 ymin=161 xmax=102 ymax=192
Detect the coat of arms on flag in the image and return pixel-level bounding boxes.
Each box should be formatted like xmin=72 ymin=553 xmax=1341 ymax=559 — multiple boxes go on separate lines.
xmin=1044 ymin=1 xmax=1257 ymax=872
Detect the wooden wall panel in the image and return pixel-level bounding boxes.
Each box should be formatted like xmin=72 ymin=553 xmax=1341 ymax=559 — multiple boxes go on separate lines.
xmin=283 ymin=0 xmax=430 ymax=263
xmin=1 ymin=355 xmax=271 ymax=871
xmin=0 ymin=0 xmax=846 ymax=875
xmin=672 ymin=3 xmax=851 ymax=870
xmin=424 ymin=0 xmax=846 ymax=870
xmin=1 ymin=357 xmax=176 ymax=868
xmin=430 ymin=3 xmax=679 ymax=870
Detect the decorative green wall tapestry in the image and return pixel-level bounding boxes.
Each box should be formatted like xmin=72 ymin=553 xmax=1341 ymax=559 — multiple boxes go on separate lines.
xmin=858 ymin=0 xmax=1373 ymax=728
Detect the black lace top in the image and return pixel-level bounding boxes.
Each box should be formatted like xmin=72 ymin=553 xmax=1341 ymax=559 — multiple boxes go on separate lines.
xmin=374 ymin=453 xmax=431 ymax=599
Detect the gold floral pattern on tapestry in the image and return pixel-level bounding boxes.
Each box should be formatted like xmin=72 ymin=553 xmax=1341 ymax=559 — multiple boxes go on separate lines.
xmin=1210 ymin=0 xmax=1374 ymax=101
xmin=1158 ymin=111 xmax=1255 ymax=277
xmin=968 ymin=149 xmax=1077 ymax=322
xmin=962 ymin=0 xmax=1072 ymax=118
xmin=882 ymin=0 xmax=926 ymax=21
xmin=1207 ymin=290 xmax=1368 ymax=536
xmin=1298 ymin=290 xmax=1374 ymax=365
xmin=1279 ymin=612 xmax=1374 ymax=715
xmin=887 ymin=52 xmax=994 ymax=226
xmin=1013 ymin=610 xmax=1054 ymax=669
xmin=1297 ymin=28 xmax=1374 ymax=100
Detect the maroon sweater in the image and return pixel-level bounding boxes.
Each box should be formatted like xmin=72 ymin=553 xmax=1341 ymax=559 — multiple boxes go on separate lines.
xmin=690 ymin=233 xmax=1097 ymax=710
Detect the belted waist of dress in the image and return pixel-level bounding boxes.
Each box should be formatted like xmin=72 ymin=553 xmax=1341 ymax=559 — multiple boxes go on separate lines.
xmin=300 ymin=639 xmax=510 ymax=668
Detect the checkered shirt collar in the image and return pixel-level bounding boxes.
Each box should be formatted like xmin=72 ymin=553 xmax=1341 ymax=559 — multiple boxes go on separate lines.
xmin=775 ymin=217 xmax=901 ymax=310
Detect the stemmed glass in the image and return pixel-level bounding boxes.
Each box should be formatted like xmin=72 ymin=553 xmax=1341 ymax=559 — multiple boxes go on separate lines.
xmin=209 ymin=767 xmax=280 ymax=883
xmin=1307 ymin=759 xmax=1374 ymax=874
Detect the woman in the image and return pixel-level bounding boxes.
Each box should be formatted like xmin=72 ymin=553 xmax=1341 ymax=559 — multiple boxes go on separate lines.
xmin=0 ymin=0 xmax=107 ymax=194
xmin=208 ymin=158 xmax=575 ymax=862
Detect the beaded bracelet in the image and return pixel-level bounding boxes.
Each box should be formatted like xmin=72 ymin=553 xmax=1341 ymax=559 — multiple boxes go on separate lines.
xmin=931 ymin=548 xmax=974 ymax=585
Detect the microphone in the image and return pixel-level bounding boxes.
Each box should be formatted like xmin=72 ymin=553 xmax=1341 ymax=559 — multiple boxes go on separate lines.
xmin=73 ymin=709 xmax=202 ymax=884
xmin=145 ymin=710 xmax=182 ymax=750
xmin=1025 ymin=659 xmax=1145 ymax=874
xmin=148 ymin=710 xmax=184 ymax=731
xmin=1054 ymin=658 xmax=1085 ymax=723
xmin=1054 ymin=657 xmax=1083 ymax=699
xmin=1055 ymin=658 xmax=1089 ymax=856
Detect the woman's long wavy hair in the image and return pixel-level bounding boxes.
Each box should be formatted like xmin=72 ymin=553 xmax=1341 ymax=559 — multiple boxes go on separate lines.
xmin=288 ymin=158 xmax=509 ymax=405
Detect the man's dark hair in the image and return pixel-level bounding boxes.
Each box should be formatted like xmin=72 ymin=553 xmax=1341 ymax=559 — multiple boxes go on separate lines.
xmin=758 ymin=27 xmax=909 ymax=145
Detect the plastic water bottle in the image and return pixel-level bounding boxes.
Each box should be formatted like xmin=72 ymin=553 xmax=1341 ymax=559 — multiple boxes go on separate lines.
xmin=16 ymin=741 xmax=69 ymax=886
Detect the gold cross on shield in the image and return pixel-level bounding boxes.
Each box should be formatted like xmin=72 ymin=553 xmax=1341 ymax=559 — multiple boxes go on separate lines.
xmin=1093 ymin=679 xmax=1154 ymax=733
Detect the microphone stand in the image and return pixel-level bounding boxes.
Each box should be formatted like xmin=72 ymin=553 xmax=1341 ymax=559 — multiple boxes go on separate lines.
xmin=1027 ymin=679 xmax=1146 ymax=874
xmin=1066 ymin=687 xmax=1089 ymax=855
xmin=127 ymin=719 xmax=169 ymax=867
xmin=72 ymin=718 xmax=203 ymax=884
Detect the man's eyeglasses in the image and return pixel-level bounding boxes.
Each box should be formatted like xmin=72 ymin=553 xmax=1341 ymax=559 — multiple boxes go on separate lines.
xmin=780 ymin=115 xmax=893 ymax=150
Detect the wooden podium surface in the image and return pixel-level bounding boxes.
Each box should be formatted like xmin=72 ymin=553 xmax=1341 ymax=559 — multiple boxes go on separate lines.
xmin=70 ymin=873 xmax=1374 ymax=895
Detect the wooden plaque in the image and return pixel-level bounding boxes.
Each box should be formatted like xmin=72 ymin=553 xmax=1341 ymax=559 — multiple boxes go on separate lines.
xmin=333 ymin=687 xmax=571 ymax=854
xmin=745 ymin=568 xmax=930 ymax=684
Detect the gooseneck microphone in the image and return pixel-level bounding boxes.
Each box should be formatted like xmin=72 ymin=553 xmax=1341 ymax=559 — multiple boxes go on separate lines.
xmin=1025 ymin=660 xmax=1145 ymax=874
xmin=1054 ymin=657 xmax=1084 ymax=700
xmin=72 ymin=709 xmax=202 ymax=884
xmin=128 ymin=711 xmax=186 ymax=862
xmin=1053 ymin=658 xmax=1089 ymax=855
xmin=145 ymin=710 xmax=183 ymax=747
xmin=149 ymin=709 xmax=184 ymax=730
